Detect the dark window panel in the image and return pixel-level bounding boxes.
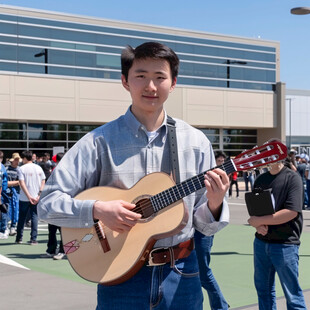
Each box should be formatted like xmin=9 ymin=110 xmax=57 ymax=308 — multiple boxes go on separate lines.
xmin=68 ymin=124 xmax=98 ymax=131
xmin=0 ymin=141 xmax=27 ymax=148
xmin=0 ymin=131 xmax=27 ymax=140
xmin=0 ymin=123 xmax=27 ymax=130
xmin=28 ymin=123 xmax=66 ymax=131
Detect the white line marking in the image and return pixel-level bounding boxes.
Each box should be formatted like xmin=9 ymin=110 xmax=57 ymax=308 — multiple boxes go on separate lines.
xmin=0 ymin=254 xmax=30 ymax=270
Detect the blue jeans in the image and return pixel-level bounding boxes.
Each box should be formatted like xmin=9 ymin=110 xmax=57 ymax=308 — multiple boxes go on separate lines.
xmin=0 ymin=191 xmax=10 ymax=233
xmin=254 ymin=238 xmax=306 ymax=310
xmin=306 ymin=179 xmax=310 ymax=209
xmin=97 ymin=250 xmax=203 ymax=309
xmin=195 ymin=230 xmax=229 ymax=310
xmin=8 ymin=189 xmax=19 ymax=228
xmin=16 ymin=200 xmax=38 ymax=242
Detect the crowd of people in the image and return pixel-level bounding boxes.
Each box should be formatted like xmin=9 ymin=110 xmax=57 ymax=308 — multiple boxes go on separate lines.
xmin=0 ymin=41 xmax=309 ymax=309
xmin=0 ymin=150 xmax=65 ymax=260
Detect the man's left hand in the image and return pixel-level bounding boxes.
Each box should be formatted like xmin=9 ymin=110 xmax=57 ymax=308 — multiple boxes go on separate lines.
xmin=204 ymin=168 xmax=230 ymax=219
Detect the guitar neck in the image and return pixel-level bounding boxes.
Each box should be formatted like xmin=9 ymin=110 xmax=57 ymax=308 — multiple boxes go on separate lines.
xmin=150 ymin=159 xmax=236 ymax=212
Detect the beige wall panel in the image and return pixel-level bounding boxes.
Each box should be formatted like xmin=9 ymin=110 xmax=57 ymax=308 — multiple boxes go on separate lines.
xmin=184 ymin=88 xmax=225 ymax=126
xmin=15 ymin=99 xmax=76 ymax=121
xmin=79 ymin=81 xmax=130 ymax=101
xmin=165 ymin=88 xmax=185 ymax=120
xmin=0 ymin=94 xmax=11 ymax=118
xmin=15 ymin=76 xmax=75 ymax=98
xmin=79 ymin=99 xmax=130 ymax=123
xmin=0 ymin=75 xmax=10 ymax=94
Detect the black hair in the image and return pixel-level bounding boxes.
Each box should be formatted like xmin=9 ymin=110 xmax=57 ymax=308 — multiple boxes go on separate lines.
xmin=214 ymin=150 xmax=227 ymax=160
xmin=121 ymin=42 xmax=179 ymax=81
xmin=21 ymin=150 xmax=33 ymax=161
xmin=56 ymin=152 xmax=64 ymax=162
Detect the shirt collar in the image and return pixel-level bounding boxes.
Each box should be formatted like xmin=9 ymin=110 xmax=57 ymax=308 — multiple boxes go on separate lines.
xmin=123 ymin=106 xmax=169 ymax=137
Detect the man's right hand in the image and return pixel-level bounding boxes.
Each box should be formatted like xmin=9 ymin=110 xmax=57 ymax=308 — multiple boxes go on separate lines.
xmin=93 ymin=200 xmax=142 ymax=233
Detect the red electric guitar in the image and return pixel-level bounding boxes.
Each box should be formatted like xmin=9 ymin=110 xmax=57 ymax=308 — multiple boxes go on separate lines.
xmin=61 ymin=139 xmax=287 ymax=285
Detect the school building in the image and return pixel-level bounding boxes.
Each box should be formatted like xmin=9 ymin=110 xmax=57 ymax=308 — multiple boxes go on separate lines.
xmin=286 ymin=89 xmax=310 ymax=156
xmin=0 ymin=5 xmax=285 ymax=159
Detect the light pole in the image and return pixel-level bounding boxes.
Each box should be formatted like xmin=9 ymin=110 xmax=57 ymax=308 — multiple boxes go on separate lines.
xmin=286 ymin=98 xmax=294 ymax=149
xmin=225 ymin=60 xmax=247 ymax=88
xmin=34 ymin=48 xmax=48 ymax=74
xmin=291 ymin=7 xmax=310 ymax=15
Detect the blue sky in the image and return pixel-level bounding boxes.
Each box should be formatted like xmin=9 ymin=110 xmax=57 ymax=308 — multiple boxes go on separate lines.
xmin=1 ymin=0 xmax=309 ymax=90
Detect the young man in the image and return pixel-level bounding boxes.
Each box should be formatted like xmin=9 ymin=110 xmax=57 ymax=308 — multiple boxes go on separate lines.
xmin=15 ymin=150 xmax=45 ymax=245
xmin=38 ymin=42 xmax=229 ymax=309
xmin=195 ymin=150 xmax=229 ymax=310
xmin=248 ymin=161 xmax=306 ymax=309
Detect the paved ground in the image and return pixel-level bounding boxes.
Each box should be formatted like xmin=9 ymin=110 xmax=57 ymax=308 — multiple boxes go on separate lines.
xmin=1 ymin=181 xmax=310 ymax=309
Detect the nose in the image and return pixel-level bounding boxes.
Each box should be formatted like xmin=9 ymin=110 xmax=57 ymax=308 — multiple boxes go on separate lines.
xmin=145 ymin=79 xmax=157 ymax=92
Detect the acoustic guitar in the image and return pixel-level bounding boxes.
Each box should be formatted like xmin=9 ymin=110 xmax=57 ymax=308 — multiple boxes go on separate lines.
xmin=61 ymin=139 xmax=287 ymax=285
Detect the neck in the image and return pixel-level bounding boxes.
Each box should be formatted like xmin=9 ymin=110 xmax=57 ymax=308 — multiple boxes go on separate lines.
xmin=131 ymin=106 xmax=165 ymax=132
xmin=269 ymin=163 xmax=284 ymax=175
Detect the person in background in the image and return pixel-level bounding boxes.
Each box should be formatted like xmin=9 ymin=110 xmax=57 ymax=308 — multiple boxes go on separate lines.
xmin=243 ymin=171 xmax=254 ymax=192
xmin=248 ymin=161 xmax=306 ymax=309
xmin=15 ymin=150 xmax=45 ymax=245
xmin=229 ymin=171 xmax=239 ymax=198
xmin=0 ymin=150 xmax=10 ymax=239
xmin=43 ymin=152 xmax=66 ymax=260
xmin=195 ymin=150 xmax=229 ymax=310
xmin=6 ymin=152 xmax=21 ymax=236
xmin=297 ymin=157 xmax=308 ymax=208
xmin=306 ymin=160 xmax=310 ymax=211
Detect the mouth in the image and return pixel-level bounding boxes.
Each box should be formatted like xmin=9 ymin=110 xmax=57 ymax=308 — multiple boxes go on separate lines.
xmin=142 ymin=94 xmax=158 ymax=100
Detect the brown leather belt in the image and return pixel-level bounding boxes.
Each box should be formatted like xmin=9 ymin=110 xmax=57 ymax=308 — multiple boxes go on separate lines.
xmin=148 ymin=238 xmax=194 ymax=266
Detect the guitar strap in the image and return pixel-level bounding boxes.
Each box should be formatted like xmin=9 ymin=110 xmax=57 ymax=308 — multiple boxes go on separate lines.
xmin=167 ymin=115 xmax=180 ymax=184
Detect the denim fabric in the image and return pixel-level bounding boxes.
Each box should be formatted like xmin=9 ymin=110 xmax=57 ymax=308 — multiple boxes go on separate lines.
xmin=16 ymin=200 xmax=38 ymax=242
xmin=96 ymin=250 xmax=203 ymax=310
xmin=8 ymin=188 xmax=19 ymax=227
xmin=195 ymin=230 xmax=229 ymax=310
xmin=0 ymin=163 xmax=9 ymax=233
xmin=254 ymin=238 xmax=306 ymax=310
xmin=307 ymin=179 xmax=310 ymax=209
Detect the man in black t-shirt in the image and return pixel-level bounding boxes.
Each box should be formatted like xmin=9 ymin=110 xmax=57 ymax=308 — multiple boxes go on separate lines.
xmin=248 ymin=161 xmax=306 ymax=309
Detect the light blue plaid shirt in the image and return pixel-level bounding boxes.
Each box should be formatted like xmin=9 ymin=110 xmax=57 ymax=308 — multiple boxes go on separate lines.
xmin=38 ymin=107 xmax=229 ymax=247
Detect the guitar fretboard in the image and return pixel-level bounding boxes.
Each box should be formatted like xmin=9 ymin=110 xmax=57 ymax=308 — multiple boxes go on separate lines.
xmin=150 ymin=159 xmax=236 ymax=212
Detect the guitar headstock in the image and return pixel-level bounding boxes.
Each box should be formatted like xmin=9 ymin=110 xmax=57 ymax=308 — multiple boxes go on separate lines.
xmin=232 ymin=139 xmax=287 ymax=172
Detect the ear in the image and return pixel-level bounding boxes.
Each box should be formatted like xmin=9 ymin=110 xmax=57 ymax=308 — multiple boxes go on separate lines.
xmin=121 ymin=75 xmax=130 ymax=92
xmin=170 ymin=77 xmax=177 ymax=93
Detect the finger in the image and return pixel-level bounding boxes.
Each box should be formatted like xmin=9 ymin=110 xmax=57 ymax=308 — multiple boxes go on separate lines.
xmin=207 ymin=169 xmax=229 ymax=185
xmin=121 ymin=201 xmax=137 ymax=210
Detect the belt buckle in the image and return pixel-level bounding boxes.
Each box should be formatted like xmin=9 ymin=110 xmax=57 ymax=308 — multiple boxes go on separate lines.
xmin=147 ymin=247 xmax=169 ymax=267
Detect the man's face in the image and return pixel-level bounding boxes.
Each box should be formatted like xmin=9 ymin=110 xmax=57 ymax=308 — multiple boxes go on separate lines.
xmin=121 ymin=58 xmax=176 ymax=117
xmin=11 ymin=158 xmax=19 ymax=168
xmin=216 ymin=156 xmax=225 ymax=166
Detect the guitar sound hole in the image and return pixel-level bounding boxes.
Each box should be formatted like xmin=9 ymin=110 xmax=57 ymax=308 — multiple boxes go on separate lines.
xmin=135 ymin=198 xmax=154 ymax=219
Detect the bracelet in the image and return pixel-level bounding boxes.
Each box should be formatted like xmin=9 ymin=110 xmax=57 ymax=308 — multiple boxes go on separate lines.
xmin=38 ymin=190 xmax=42 ymax=195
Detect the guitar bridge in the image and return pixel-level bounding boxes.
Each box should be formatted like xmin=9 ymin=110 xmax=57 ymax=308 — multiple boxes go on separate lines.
xmin=94 ymin=221 xmax=111 ymax=253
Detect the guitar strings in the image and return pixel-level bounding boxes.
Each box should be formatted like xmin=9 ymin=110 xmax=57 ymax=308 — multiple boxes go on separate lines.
xmin=131 ymin=160 xmax=235 ymax=215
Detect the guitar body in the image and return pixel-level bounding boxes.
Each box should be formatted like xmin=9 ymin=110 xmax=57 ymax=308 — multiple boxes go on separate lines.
xmin=61 ymin=172 xmax=188 ymax=285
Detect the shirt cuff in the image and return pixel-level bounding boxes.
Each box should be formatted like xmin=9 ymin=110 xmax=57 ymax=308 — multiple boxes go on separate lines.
xmin=194 ymin=198 xmax=229 ymax=236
